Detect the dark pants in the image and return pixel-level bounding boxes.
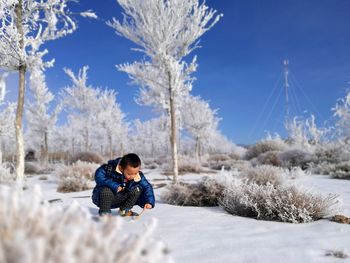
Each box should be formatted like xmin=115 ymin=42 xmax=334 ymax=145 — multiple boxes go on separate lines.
xmin=99 ymin=187 xmax=141 ymax=214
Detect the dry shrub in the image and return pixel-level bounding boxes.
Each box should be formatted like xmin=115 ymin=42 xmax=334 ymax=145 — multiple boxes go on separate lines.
xmin=325 ymin=250 xmax=349 ymax=259
xmin=208 ymin=154 xmax=231 ymax=163
xmin=243 ymin=165 xmax=286 ymax=186
xmin=146 ymin=163 xmax=158 ymax=169
xmin=209 ymin=158 xmax=250 ymax=171
xmin=220 ymin=179 xmax=340 ymax=223
xmin=278 ymin=149 xmax=312 ymax=169
xmin=315 ymin=143 xmax=349 ymax=164
xmin=245 ymin=140 xmax=286 ymax=160
xmin=330 ymin=161 xmax=350 ymax=180
xmin=70 ymin=152 xmax=104 ymax=164
xmin=311 ymin=161 xmax=350 ymax=179
xmin=24 ymin=162 xmax=40 ymax=175
xmin=229 ymin=153 xmax=241 ymax=160
xmin=161 ymin=177 xmax=224 ymax=206
xmin=143 ymin=156 xmax=169 ymax=167
xmin=230 ymin=160 xmax=252 ymax=172
xmin=331 ymin=214 xmax=350 ymax=224
xmin=256 ymin=151 xmax=282 ymax=166
xmin=48 ymin=151 xmax=70 ymax=162
xmin=178 ymin=157 xmax=203 ymax=174
xmin=0 ymin=185 xmax=172 ymax=263
xmin=310 ymin=162 xmax=336 ymax=175
xmin=38 ymin=175 xmax=48 ymax=180
xmin=0 ymin=163 xmax=15 ymax=184
xmin=178 ymin=164 xmax=200 ymax=174
xmin=56 ymin=161 xmax=99 ymax=193
xmin=287 ymin=166 xmax=308 ymax=179
xmin=162 ymin=156 xmax=209 ymax=174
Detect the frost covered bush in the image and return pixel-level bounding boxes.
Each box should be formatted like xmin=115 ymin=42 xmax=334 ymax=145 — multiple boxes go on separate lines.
xmin=208 ymin=159 xmax=251 ymax=171
xmin=70 ymin=151 xmax=104 ymax=164
xmin=143 ymin=156 xmax=169 ymax=169
xmin=243 ymin=165 xmax=286 ymax=186
xmin=256 ymin=150 xmax=282 ymax=166
xmin=207 ymin=154 xmax=233 ymax=170
xmin=230 ymin=160 xmax=252 ymax=172
xmin=287 ymin=166 xmax=308 ymax=179
xmin=0 ymin=163 xmax=15 ymax=184
xmin=278 ymin=149 xmax=312 ymax=169
xmin=24 ymin=162 xmax=40 ymax=175
xmin=310 ymin=162 xmax=335 ymax=175
xmin=38 ymin=175 xmax=48 ymax=180
xmin=0 ymin=185 xmax=172 ymax=263
xmin=208 ymin=154 xmax=231 ymax=163
xmin=56 ymin=161 xmax=99 ymax=193
xmin=330 ymin=161 xmax=350 ymax=180
xmin=48 ymin=151 xmax=70 ymax=162
xmin=177 ymin=157 xmax=203 ymax=173
xmin=314 ymin=141 xmax=350 ymax=164
xmin=161 ymin=177 xmax=225 ymax=206
xmin=220 ymin=180 xmax=340 ymax=223
xmin=245 ymin=140 xmax=286 ymax=160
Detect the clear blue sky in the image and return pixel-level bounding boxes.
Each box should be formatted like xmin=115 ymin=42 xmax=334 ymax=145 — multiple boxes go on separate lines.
xmin=4 ymin=0 xmax=350 ymax=144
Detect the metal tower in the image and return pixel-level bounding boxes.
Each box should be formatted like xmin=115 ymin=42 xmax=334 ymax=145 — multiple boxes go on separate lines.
xmin=283 ymin=59 xmax=290 ymax=122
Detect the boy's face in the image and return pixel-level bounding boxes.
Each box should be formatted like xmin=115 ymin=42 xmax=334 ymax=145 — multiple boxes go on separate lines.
xmin=119 ymin=165 xmax=140 ymax=181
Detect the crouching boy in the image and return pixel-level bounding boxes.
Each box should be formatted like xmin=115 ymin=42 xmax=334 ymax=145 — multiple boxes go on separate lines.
xmin=92 ymin=153 xmax=155 ymax=217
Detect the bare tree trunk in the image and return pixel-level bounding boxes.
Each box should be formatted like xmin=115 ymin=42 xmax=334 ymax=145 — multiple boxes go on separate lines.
xmin=109 ymin=134 xmax=113 ymax=159
xmin=168 ymin=71 xmax=179 ymax=183
xmin=44 ymin=131 xmax=48 ymax=164
xmin=120 ymin=142 xmax=124 ymax=157
xmin=195 ymin=136 xmax=201 ymax=171
xmin=85 ymin=128 xmax=89 ymax=152
xmin=15 ymin=0 xmax=25 ymax=182
xmin=0 ymin=141 xmax=4 ymax=164
xmin=195 ymin=136 xmax=201 ymax=161
xmin=71 ymin=138 xmax=75 ymax=156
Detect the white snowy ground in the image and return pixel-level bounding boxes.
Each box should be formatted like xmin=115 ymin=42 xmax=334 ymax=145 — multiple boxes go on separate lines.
xmin=26 ymin=169 xmax=350 ymax=263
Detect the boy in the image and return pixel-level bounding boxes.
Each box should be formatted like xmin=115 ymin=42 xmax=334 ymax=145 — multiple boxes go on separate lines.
xmin=92 ymin=153 xmax=155 ymax=217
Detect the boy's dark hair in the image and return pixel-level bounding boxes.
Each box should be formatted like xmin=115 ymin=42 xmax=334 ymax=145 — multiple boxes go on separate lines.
xmin=119 ymin=153 xmax=141 ymax=169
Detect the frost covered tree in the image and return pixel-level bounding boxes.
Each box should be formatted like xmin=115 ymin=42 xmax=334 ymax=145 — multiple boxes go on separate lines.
xmin=0 ymin=102 xmax=16 ymax=163
xmin=206 ymin=132 xmax=239 ymax=155
xmin=0 ymin=72 xmax=8 ymax=102
xmin=109 ymin=0 xmax=222 ymax=182
xmin=59 ymin=66 xmax=127 ymax=156
xmin=51 ymin=121 xmax=80 ymax=156
xmin=0 ymin=0 xmax=84 ymax=181
xmin=285 ymin=115 xmax=327 ymax=149
xmin=25 ymin=68 xmax=60 ymax=163
xmin=59 ymin=66 xmax=100 ymax=152
xmin=182 ymin=95 xmax=219 ymax=163
xmin=96 ymin=89 xmax=128 ymax=159
xmin=333 ymin=91 xmax=350 ymax=140
xmin=129 ymin=117 xmax=169 ymax=157
xmin=0 ymin=73 xmax=16 ymax=164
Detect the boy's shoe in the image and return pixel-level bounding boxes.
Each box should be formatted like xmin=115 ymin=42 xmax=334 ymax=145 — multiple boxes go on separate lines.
xmin=99 ymin=210 xmax=112 ymax=217
xmin=119 ymin=209 xmax=139 ymax=217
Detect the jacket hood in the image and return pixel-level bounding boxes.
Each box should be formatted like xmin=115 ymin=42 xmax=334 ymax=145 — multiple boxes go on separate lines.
xmin=107 ymin=158 xmax=121 ymax=168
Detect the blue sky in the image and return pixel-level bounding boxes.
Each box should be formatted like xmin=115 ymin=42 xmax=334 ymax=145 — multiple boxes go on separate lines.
xmin=3 ymin=0 xmax=350 ymax=145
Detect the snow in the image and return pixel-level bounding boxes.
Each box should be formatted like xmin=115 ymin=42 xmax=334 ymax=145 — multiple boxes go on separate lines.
xmin=23 ymin=168 xmax=350 ymax=263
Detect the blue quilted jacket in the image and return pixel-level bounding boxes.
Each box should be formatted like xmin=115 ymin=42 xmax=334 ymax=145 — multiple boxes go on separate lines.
xmin=92 ymin=158 xmax=155 ymax=208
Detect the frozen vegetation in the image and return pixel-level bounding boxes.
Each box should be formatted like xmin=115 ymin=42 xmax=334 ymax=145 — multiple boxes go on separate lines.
xmin=0 ymin=163 xmax=349 ymax=263
xmin=1 ymin=0 xmax=350 ymax=262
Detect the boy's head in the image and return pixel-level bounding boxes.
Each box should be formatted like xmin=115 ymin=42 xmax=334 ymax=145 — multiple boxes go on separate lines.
xmin=118 ymin=153 xmax=141 ymax=181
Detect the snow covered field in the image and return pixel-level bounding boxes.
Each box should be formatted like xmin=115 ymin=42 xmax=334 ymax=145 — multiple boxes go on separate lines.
xmin=25 ymin=169 xmax=350 ymax=263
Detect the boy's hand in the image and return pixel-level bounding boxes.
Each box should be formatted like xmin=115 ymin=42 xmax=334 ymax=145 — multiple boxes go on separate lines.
xmin=117 ymin=186 xmax=123 ymax=192
xmin=144 ymin=204 xmax=152 ymax=209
